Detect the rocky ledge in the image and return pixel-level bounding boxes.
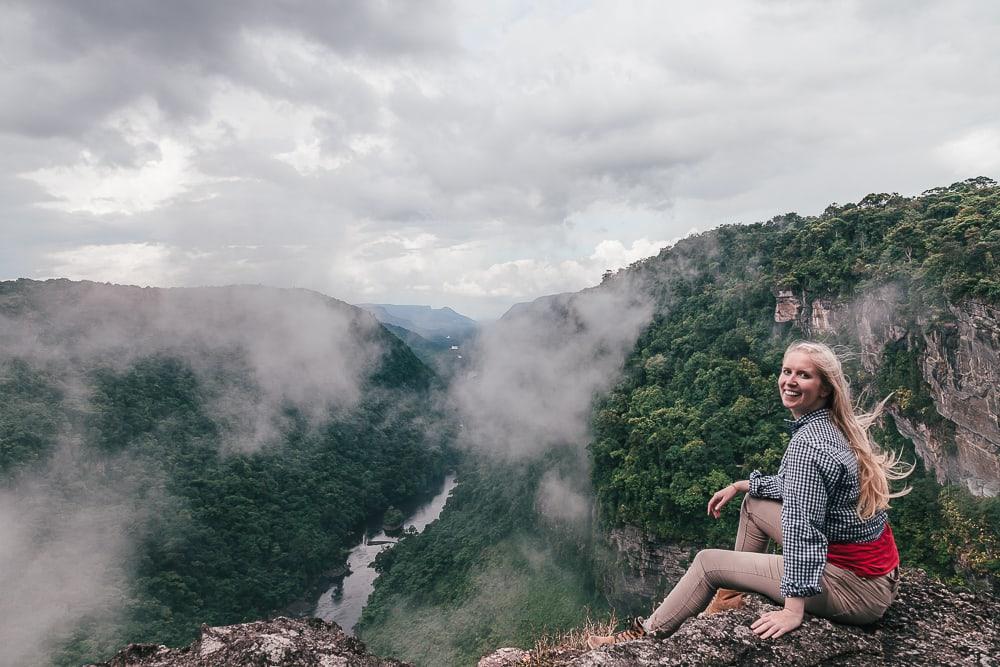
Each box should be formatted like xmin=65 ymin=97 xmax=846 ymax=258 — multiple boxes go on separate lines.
xmin=87 ymin=617 xmax=411 ymax=667
xmin=479 ymin=569 xmax=999 ymax=666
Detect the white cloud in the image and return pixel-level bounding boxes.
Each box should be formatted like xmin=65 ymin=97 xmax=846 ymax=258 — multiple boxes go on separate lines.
xmin=443 ymin=237 xmax=668 ymax=299
xmin=937 ymin=127 xmax=1000 ymax=176
xmin=21 ymin=138 xmax=200 ymax=216
xmin=44 ymin=242 xmax=183 ymax=285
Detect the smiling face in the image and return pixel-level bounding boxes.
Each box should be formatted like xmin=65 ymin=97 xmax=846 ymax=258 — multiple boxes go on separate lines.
xmin=779 ymin=350 xmax=831 ymax=418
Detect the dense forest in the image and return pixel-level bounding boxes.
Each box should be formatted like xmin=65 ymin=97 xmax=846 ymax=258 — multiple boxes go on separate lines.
xmin=0 ymin=282 xmax=455 ymax=666
xmin=357 ymin=177 xmax=999 ymax=665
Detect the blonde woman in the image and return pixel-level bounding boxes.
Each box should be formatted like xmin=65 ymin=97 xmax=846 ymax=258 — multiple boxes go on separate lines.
xmin=588 ymin=341 xmax=910 ymax=647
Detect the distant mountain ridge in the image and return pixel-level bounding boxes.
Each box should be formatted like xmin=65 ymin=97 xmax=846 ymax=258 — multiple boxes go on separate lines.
xmin=357 ymin=303 xmax=478 ymax=342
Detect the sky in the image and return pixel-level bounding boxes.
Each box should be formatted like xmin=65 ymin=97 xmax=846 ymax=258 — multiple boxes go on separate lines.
xmin=2 ymin=1 xmax=999 ymax=320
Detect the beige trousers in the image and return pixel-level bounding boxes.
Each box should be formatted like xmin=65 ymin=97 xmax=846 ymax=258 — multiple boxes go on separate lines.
xmin=644 ymin=495 xmax=899 ymax=635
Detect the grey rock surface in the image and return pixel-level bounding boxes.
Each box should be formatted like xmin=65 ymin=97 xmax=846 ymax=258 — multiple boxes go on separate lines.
xmin=87 ymin=617 xmax=412 ymax=667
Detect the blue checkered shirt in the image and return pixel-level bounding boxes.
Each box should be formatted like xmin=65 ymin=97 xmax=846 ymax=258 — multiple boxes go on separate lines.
xmin=748 ymin=408 xmax=888 ymax=597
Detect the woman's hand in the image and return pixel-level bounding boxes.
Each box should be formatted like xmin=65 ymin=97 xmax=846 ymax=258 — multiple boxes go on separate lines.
xmin=752 ymin=597 xmax=805 ymax=639
xmin=707 ymin=480 xmax=747 ymax=519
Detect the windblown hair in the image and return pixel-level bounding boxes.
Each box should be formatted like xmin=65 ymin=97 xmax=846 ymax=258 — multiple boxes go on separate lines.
xmin=785 ymin=341 xmax=913 ymax=519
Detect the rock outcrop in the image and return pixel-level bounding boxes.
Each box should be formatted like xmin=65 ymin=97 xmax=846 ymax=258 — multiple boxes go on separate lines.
xmin=479 ymin=569 xmax=1000 ymax=666
xmin=773 ymin=287 xmax=1000 ymax=497
xmin=87 ymin=617 xmax=411 ymax=667
xmin=773 ymin=289 xmax=802 ymax=323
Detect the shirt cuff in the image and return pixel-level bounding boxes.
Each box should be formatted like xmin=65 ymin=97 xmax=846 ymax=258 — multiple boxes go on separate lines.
xmin=748 ymin=470 xmax=764 ymax=497
xmin=780 ymin=583 xmax=823 ymax=598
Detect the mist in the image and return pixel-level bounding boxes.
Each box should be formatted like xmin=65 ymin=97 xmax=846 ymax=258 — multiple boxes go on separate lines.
xmin=0 ymin=280 xmax=387 ymax=450
xmin=451 ymin=275 xmax=653 ymax=460
xmin=0 ymin=440 xmax=157 ymax=666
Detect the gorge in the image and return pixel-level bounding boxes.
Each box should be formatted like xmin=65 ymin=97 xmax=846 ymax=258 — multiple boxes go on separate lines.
xmin=2 ymin=177 xmax=999 ymax=666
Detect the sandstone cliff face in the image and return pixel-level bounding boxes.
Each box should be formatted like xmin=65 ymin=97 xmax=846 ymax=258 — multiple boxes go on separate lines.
xmin=479 ymin=569 xmax=1000 ymax=667
xmin=776 ymin=288 xmax=1000 ymax=497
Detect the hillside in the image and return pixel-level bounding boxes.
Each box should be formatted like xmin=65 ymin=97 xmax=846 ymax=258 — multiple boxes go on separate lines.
xmin=357 ymin=178 xmax=1000 ymax=666
xmin=0 ymin=280 xmax=455 ymax=666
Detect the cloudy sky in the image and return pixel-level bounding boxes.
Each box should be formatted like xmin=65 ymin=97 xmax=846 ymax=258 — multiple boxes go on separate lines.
xmin=2 ymin=1 xmax=998 ymax=319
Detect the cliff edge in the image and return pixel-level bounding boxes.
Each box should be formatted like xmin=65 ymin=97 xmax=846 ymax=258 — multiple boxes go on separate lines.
xmin=479 ymin=569 xmax=999 ymax=666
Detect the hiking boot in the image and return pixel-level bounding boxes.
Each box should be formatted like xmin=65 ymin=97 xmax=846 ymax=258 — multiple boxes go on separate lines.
xmin=585 ymin=617 xmax=647 ymax=649
xmin=704 ymin=588 xmax=744 ymax=615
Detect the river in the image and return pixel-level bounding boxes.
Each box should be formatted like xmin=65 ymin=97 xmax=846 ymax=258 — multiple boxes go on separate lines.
xmin=313 ymin=474 xmax=458 ymax=633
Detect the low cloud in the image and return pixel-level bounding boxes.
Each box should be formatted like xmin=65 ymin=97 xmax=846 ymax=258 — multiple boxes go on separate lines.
xmin=0 ymin=280 xmax=386 ymax=450
xmin=0 ymin=443 xmax=149 ymax=666
xmin=451 ymin=275 xmax=653 ymax=459
xmin=536 ymin=469 xmax=591 ymax=525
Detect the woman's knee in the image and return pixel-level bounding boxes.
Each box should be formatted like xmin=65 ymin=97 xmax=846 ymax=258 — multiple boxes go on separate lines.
xmin=691 ymin=548 xmax=730 ymax=577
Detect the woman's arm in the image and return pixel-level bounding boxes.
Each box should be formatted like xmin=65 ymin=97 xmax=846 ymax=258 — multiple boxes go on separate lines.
xmin=707 ymin=480 xmax=749 ymax=518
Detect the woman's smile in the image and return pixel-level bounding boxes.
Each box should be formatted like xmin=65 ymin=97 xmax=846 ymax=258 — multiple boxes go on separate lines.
xmin=778 ymin=351 xmax=830 ymax=418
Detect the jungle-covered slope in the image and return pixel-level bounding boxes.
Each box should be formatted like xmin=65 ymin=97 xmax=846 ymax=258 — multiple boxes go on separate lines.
xmin=592 ymin=176 xmax=999 ymax=583
xmin=0 ymin=280 xmax=454 ymax=666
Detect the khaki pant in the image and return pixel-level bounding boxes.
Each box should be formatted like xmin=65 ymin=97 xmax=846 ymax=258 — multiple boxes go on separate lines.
xmin=644 ymin=495 xmax=899 ymax=634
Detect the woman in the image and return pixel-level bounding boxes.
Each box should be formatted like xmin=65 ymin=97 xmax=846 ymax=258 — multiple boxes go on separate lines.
xmin=588 ymin=341 xmax=911 ymax=648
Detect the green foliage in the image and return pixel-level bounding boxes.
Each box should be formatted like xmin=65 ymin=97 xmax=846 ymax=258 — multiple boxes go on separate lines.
xmin=0 ymin=359 xmax=63 ymax=474
xmin=93 ymin=355 xmax=451 ymax=657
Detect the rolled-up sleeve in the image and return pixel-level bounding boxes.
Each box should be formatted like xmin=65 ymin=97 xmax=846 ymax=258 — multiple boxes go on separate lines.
xmin=779 ymin=444 xmax=836 ymax=598
xmin=749 ymin=469 xmax=784 ymax=499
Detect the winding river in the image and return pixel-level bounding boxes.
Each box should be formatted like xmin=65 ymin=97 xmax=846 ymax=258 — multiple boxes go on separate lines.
xmin=313 ymin=474 xmax=458 ymax=633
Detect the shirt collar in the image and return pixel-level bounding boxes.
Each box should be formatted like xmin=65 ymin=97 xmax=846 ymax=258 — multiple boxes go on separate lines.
xmin=784 ymin=407 xmax=831 ymax=434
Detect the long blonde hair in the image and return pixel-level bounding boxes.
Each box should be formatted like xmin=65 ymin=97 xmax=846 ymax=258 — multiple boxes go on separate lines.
xmin=785 ymin=341 xmax=913 ymax=519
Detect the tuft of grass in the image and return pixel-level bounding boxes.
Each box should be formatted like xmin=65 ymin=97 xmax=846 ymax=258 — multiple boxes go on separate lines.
xmin=525 ymin=610 xmax=620 ymax=666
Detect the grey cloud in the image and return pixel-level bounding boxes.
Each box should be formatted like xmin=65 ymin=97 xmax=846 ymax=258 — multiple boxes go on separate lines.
xmin=1 ymin=0 xmax=456 ymax=138
xmin=3 ymin=1 xmax=1000 ymax=318
xmin=536 ymin=468 xmax=591 ymax=525
xmin=25 ymin=0 xmax=456 ymax=62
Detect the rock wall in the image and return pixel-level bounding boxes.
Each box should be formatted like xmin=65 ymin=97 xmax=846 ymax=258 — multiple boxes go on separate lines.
xmin=918 ymin=301 xmax=1000 ymax=496
xmin=595 ymin=525 xmax=694 ymax=613
xmin=774 ymin=287 xmax=1000 ymax=497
